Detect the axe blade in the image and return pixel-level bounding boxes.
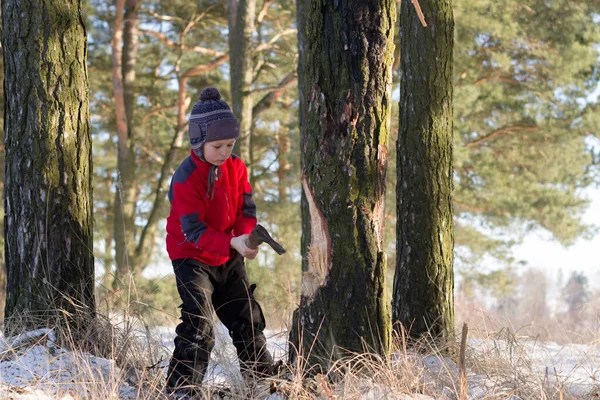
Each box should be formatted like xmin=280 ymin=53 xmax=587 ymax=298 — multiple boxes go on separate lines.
xmin=246 ymin=224 xmax=287 ymax=255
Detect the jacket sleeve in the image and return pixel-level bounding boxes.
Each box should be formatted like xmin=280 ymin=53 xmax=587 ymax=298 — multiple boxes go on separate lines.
xmin=171 ymin=175 xmax=232 ymax=257
xmin=233 ymin=160 xmax=257 ymax=236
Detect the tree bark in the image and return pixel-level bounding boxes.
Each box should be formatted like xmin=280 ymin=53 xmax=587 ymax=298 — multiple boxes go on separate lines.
xmin=0 ymin=26 xmax=5 ymax=320
xmin=289 ymin=0 xmax=395 ymax=372
xmin=2 ymin=0 xmax=95 ymax=330
xmin=392 ymin=0 xmax=455 ymax=340
xmin=228 ymin=0 xmax=256 ymax=171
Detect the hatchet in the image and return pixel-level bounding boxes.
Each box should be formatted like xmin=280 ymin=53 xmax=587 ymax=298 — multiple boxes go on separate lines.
xmin=245 ymin=224 xmax=286 ymax=255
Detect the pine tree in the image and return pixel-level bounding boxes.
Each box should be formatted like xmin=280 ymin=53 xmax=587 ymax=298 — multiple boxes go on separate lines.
xmin=452 ymin=0 xmax=600 ymax=266
xmin=392 ymin=0 xmax=455 ymax=340
xmin=2 ymin=0 xmax=95 ymax=330
xmin=289 ymin=0 xmax=395 ymax=371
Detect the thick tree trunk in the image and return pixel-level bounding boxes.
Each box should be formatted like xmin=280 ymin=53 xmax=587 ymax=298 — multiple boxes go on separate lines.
xmin=392 ymin=0 xmax=455 ymax=340
xmin=2 ymin=0 xmax=95 ymax=330
xmin=113 ymin=0 xmax=139 ymax=285
xmin=290 ymin=0 xmax=395 ymax=372
xmin=228 ymin=0 xmax=256 ymax=171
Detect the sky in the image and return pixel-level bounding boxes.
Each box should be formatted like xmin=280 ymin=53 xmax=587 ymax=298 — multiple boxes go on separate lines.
xmin=511 ymin=186 xmax=600 ymax=287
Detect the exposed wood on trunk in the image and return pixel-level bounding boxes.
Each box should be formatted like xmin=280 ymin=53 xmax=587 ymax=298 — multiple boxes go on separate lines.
xmin=300 ymin=178 xmax=331 ymax=302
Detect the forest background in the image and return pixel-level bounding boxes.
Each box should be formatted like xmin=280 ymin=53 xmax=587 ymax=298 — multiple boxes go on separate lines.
xmin=0 ymin=0 xmax=599 ymax=342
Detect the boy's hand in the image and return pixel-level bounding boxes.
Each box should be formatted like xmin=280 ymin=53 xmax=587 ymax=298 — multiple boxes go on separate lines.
xmin=230 ymin=234 xmax=259 ymax=259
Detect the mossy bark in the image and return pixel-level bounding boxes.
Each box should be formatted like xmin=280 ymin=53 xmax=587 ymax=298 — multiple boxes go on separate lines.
xmin=289 ymin=0 xmax=395 ymax=372
xmin=392 ymin=0 xmax=455 ymax=340
xmin=0 ymin=40 xmax=5 ymax=319
xmin=2 ymin=0 xmax=95 ymax=330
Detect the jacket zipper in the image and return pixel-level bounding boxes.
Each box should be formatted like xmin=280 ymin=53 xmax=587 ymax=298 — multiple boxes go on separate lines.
xmin=225 ymin=192 xmax=231 ymax=227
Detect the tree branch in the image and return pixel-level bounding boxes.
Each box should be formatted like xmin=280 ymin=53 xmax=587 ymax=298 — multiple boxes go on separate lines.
xmin=465 ymin=125 xmax=539 ymax=148
xmin=141 ymin=105 xmax=178 ymax=126
xmin=252 ymin=72 xmax=298 ymax=121
xmin=257 ymin=0 xmax=273 ymax=24
xmin=181 ymin=54 xmax=230 ymax=78
xmin=474 ymin=74 xmax=521 ymax=86
xmin=140 ymin=29 xmax=226 ymax=57
xmin=255 ymin=29 xmax=297 ymax=52
xmin=139 ymin=8 xmax=184 ymax=23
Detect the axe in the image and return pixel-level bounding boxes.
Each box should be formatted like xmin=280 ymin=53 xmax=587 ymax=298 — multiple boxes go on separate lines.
xmin=245 ymin=224 xmax=286 ymax=255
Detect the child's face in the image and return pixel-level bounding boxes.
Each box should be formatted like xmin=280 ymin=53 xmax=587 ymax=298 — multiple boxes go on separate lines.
xmin=203 ymin=138 xmax=236 ymax=166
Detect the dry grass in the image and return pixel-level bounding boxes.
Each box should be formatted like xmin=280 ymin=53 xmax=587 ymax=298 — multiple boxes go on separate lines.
xmin=0 ymin=305 xmax=599 ymax=399
xmin=0 ymin=308 xmax=168 ymax=399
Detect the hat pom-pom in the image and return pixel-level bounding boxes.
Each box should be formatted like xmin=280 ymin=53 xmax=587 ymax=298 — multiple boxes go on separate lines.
xmin=200 ymin=86 xmax=221 ymax=101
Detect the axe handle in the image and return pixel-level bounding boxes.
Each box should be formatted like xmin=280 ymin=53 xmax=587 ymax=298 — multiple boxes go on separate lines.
xmin=246 ymin=231 xmax=263 ymax=249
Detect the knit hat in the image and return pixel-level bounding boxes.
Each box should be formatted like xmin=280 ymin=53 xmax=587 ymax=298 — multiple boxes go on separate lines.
xmin=188 ymin=87 xmax=240 ymax=199
xmin=188 ymin=86 xmax=240 ymax=159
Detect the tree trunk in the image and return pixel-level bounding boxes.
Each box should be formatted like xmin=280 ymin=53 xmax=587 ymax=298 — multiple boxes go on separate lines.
xmin=289 ymin=0 xmax=395 ymax=372
xmin=2 ymin=0 xmax=95 ymax=330
xmin=392 ymin=0 xmax=455 ymax=340
xmin=228 ymin=0 xmax=256 ymax=171
xmin=112 ymin=0 xmax=139 ymax=285
xmin=277 ymin=131 xmax=291 ymax=202
xmin=103 ymin=172 xmax=115 ymax=278
xmin=134 ymin=77 xmax=190 ymax=267
xmin=0 ymin=30 xmax=5 ymax=320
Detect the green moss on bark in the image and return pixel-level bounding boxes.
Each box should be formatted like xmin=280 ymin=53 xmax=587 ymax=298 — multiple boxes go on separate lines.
xmin=290 ymin=0 xmax=396 ymax=373
xmin=3 ymin=0 xmax=95 ymax=331
xmin=392 ymin=0 xmax=455 ymax=341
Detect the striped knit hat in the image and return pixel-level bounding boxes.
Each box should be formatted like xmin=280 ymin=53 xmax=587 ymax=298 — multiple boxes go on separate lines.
xmin=188 ymin=86 xmax=240 ymax=159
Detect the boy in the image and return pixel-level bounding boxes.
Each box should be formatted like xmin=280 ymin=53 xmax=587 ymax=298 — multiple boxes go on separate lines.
xmin=165 ymin=86 xmax=273 ymax=393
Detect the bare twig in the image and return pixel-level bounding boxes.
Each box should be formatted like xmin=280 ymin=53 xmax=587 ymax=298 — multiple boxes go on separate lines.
xmin=459 ymin=323 xmax=468 ymax=400
xmin=411 ymin=0 xmax=427 ymax=27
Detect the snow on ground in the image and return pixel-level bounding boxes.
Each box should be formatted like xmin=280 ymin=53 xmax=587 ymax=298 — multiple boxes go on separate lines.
xmin=0 ymin=326 xmax=598 ymax=399
xmin=0 ymin=328 xmax=138 ymax=399
xmin=467 ymin=338 xmax=600 ymax=397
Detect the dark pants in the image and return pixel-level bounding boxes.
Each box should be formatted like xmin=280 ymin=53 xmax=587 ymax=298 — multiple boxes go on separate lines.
xmin=166 ymin=254 xmax=273 ymax=388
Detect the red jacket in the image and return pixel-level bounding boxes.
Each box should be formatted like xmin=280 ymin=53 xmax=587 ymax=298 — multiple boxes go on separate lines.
xmin=166 ymin=151 xmax=257 ymax=266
